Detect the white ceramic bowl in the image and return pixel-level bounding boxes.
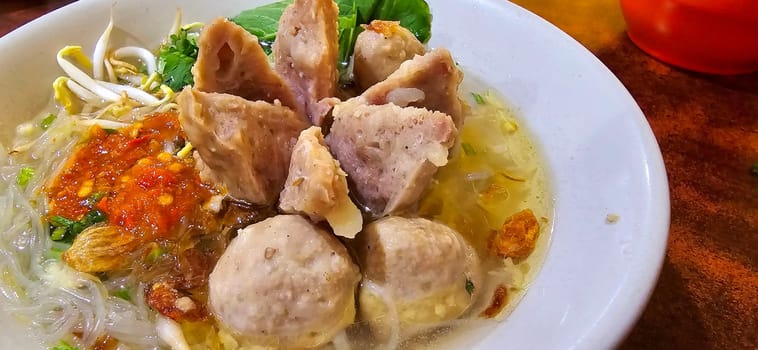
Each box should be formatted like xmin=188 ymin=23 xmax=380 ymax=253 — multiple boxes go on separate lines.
xmin=0 ymin=0 xmax=670 ymax=349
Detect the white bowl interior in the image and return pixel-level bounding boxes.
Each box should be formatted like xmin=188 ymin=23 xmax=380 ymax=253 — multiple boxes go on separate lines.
xmin=0 ymin=0 xmax=669 ymax=349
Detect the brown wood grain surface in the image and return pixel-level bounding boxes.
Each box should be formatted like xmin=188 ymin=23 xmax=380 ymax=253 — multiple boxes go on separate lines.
xmin=2 ymin=0 xmax=757 ymax=349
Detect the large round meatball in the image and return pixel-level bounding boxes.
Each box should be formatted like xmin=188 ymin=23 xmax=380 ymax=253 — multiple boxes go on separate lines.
xmin=353 ymin=20 xmax=426 ymax=91
xmin=355 ymin=217 xmax=482 ymax=340
xmin=209 ymin=215 xmax=361 ymax=348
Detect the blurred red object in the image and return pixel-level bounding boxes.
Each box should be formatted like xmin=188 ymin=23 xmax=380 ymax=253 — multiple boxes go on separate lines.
xmin=620 ymin=0 xmax=758 ymax=74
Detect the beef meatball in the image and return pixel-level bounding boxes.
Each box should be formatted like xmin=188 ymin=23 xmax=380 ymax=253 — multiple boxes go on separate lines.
xmin=353 ymin=20 xmax=426 ymax=91
xmin=208 ymin=215 xmax=361 ymax=348
xmin=355 ymin=217 xmax=482 ymax=340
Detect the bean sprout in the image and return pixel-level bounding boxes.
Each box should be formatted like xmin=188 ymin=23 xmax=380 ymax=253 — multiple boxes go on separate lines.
xmin=57 ymin=46 xmax=120 ymax=102
xmin=103 ymin=58 xmax=117 ymax=83
xmin=114 ymin=47 xmax=158 ymax=75
xmin=98 ymin=81 xmax=160 ymax=105
xmin=156 ymin=316 xmax=190 ymax=350
xmin=168 ymin=8 xmax=182 ymax=38
xmin=92 ymin=16 xmax=114 ymax=81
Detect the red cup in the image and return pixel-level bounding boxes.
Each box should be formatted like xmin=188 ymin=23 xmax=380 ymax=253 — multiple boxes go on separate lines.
xmin=620 ymin=0 xmax=758 ymax=74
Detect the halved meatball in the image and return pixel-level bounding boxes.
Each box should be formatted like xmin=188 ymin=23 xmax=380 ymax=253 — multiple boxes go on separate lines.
xmin=279 ymin=126 xmax=363 ymax=238
xmin=274 ymin=0 xmax=340 ymax=125
xmin=177 ymin=88 xmax=308 ymax=205
xmin=325 ymin=103 xmax=457 ymax=216
xmin=359 ymin=48 xmax=466 ymax=127
xmin=193 ymin=17 xmax=301 ymax=115
xmin=208 ymin=215 xmax=361 ymax=348
xmin=355 ymin=217 xmax=482 ymax=340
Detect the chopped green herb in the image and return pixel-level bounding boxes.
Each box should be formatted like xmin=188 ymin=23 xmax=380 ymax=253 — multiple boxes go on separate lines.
xmin=81 ymin=209 xmax=107 ymax=226
xmin=52 ymin=340 xmax=80 ymax=350
xmin=114 ymin=288 xmax=132 ymax=301
xmin=465 ymin=277 xmax=475 ymax=295
xmin=49 ymin=209 xmax=107 ymax=243
xmin=461 ymin=142 xmax=476 ymax=156
xmin=50 ymin=215 xmax=75 ymax=228
xmin=103 ymin=128 xmax=117 ymax=134
xmin=471 ymin=92 xmax=486 ymax=105
xmin=146 ymin=244 xmax=167 ymax=263
xmin=84 ymin=192 xmax=107 ymax=208
xmin=40 ymin=113 xmax=56 ymax=130
xmin=751 ymin=163 xmax=758 ymax=176
xmin=157 ymin=28 xmax=199 ymax=91
xmin=16 ymin=167 xmax=35 ymax=187
xmin=51 ymin=226 xmax=68 ymax=241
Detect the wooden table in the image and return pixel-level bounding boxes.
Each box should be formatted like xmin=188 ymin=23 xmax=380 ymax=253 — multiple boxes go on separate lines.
xmin=2 ymin=0 xmax=756 ymax=349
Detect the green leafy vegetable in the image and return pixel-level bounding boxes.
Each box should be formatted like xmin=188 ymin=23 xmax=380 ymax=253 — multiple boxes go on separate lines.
xmin=751 ymin=163 xmax=758 ymax=176
xmin=471 ymin=92 xmax=486 ymax=105
xmin=230 ymin=0 xmax=293 ymax=55
xmin=337 ymin=1 xmax=361 ymax=70
xmin=49 ymin=209 xmax=107 ymax=243
xmin=352 ymin=0 xmax=381 ymax=24
xmin=372 ymin=0 xmax=432 ymax=43
xmin=103 ymin=128 xmax=117 ymax=134
xmin=465 ymin=277 xmax=475 ymax=295
xmin=230 ymin=0 xmax=432 ymax=74
xmin=335 ymin=0 xmax=431 ymax=70
xmin=158 ymin=28 xmax=199 ymax=91
xmin=16 ymin=167 xmax=35 ymax=188
xmin=461 ymin=142 xmax=477 ymax=156
xmin=40 ymin=113 xmax=56 ymax=130
xmin=52 ymin=340 xmax=80 ymax=350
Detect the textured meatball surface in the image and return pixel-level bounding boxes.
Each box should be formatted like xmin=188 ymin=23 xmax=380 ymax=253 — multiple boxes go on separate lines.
xmin=209 ymin=215 xmax=361 ymax=348
xmin=355 ymin=216 xmax=482 ymax=339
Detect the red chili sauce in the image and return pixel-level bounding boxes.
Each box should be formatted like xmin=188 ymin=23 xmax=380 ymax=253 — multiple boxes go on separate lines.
xmin=46 ymin=112 xmax=214 ymax=242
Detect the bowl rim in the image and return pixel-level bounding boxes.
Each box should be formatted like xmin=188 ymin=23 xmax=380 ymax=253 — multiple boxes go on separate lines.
xmin=0 ymin=0 xmax=671 ymax=349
